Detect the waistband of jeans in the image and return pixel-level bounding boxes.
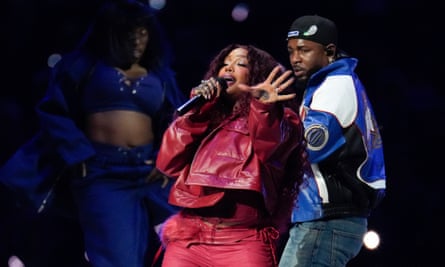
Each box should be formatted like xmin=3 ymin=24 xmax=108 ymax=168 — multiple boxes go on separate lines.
xmin=90 ymin=141 xmax=155 ymax=165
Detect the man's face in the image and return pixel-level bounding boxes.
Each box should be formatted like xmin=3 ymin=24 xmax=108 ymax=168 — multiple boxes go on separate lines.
xmin=287 ymin=38 xmax=330 ymax=85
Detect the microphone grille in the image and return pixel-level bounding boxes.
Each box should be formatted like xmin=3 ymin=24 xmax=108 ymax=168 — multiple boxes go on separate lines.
xmin=215 ymin=77 xmax=228 ymax=90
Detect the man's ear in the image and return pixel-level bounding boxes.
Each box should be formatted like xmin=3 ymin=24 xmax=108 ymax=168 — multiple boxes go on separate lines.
xmin=324 ymin=44 xmax=336 ymax=57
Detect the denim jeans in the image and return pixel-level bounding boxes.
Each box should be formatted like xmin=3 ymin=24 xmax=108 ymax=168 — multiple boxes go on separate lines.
xmin=278 ymin=217 xmax=367 ymax=267
xmin=70 ymin=142 xmax=179 ymax=267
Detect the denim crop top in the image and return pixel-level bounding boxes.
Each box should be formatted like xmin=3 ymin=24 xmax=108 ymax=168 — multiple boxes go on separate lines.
xmin=81 ymin=60 xmax=164 ymax=116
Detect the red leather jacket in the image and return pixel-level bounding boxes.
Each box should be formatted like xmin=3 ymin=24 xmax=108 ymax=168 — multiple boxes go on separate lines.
xmin=156 ymin=98 xmax=303 ymax=217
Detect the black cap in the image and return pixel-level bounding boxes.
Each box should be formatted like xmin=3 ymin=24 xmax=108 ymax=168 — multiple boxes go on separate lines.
xmin=287 ymin=15 xmax=338 ymax=46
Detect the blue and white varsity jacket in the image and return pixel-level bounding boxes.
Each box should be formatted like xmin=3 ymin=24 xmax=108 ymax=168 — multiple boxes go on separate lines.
xmin=291 ymin=57 xmax=386 ymax=222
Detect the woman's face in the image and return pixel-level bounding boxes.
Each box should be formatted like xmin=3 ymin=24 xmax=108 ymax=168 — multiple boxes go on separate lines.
xmin=218 ymin=47 xmax=250 ymax=97
xmin=130 ymin=27 xmax=149 ymax=61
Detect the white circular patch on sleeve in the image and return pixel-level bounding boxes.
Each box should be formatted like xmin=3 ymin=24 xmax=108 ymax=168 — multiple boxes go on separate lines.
xmin=305 ymin=124 xmax=329 ymax=151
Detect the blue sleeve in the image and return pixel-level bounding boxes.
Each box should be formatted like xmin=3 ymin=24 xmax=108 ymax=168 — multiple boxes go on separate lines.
xmin=303 ymin=109 xmax=345 ymax=163
xmin=36 ymin=56 xmax=95 ymax=166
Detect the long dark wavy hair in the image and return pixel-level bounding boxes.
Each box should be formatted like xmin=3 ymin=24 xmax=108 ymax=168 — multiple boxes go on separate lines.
xmin=78 ymin=0 xmax=173 ymax=71
xmin=201 ymin=43 xmax=285 ymax=128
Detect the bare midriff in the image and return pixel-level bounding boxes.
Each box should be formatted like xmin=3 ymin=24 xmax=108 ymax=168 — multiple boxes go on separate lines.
xmin=85 ymin=110 xmax=154 ymax=148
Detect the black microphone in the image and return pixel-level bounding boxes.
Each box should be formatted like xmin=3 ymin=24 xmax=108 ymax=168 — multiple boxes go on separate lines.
xmin=176 ymin=77 xmax=228 ymax=115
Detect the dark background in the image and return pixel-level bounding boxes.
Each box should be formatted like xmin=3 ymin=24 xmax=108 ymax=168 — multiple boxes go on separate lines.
xmin=1 ymin=0 xmax=444 ymax=266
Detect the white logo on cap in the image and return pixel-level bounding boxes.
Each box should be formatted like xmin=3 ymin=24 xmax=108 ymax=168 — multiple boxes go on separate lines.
xmin=303 ymin=25 xmax=318 ymax=36
xmin=287 ymin=30 xmax=300 ymax=38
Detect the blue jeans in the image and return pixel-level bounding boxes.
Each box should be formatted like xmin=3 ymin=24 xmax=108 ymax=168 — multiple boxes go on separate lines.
xmin=70 ymin=142 xmax=179 ymax=267
xmin=278 ymin=217 xmax=367 ymax=267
